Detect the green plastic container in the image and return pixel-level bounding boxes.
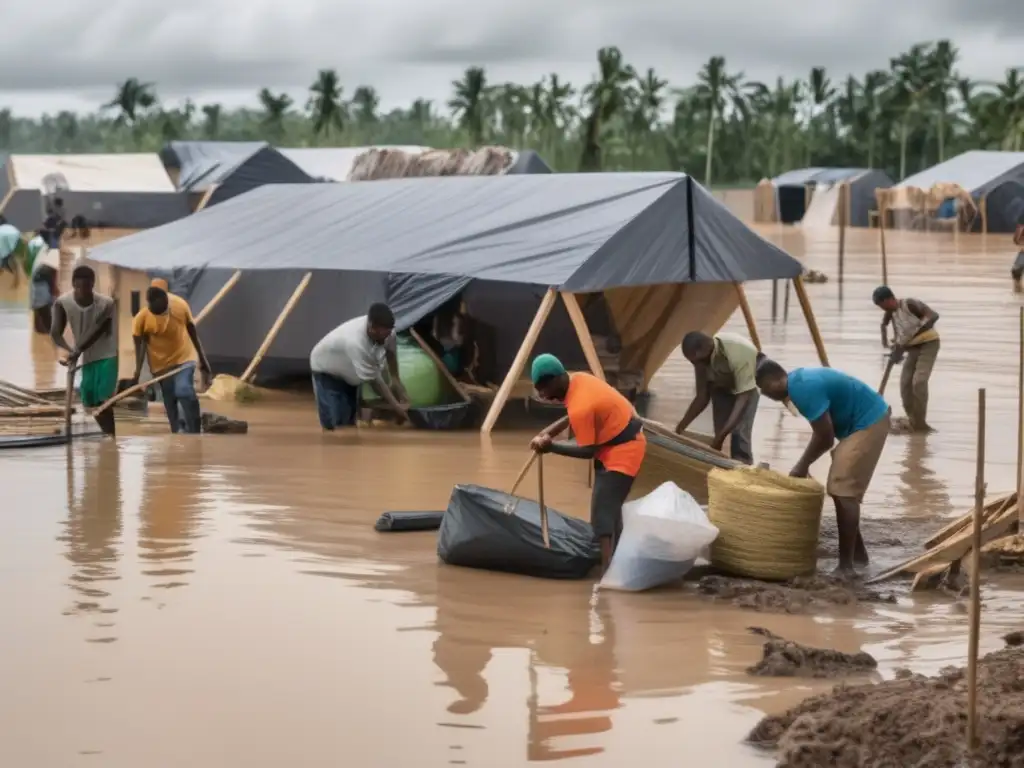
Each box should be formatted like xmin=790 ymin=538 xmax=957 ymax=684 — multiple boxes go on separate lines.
xmin=360 ymin=334 xmax=445 ymax=408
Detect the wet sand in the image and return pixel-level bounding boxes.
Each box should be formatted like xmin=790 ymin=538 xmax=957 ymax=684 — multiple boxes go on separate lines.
xmin=2 ymin=226 xmax=1024 ymax=766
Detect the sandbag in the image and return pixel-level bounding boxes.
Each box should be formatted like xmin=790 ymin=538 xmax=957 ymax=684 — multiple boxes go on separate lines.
xmin=375 ymin=511 xmax=444 ymax=532
xmin=707 ymin=466 xmax=824 ymax=580
xmin=437 ymin=484 xmax=599 ymax=579
xmin=600 ymin=482 xmax=719 ymax=592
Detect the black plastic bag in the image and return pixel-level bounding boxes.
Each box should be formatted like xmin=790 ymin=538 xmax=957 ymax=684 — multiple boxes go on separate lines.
xmin=375 ymin=511 xmax=445 ymax=532
xmin=438 ymin=484 xmax=599 ymax=579
xmin=408 ymin=402 xmax=476 ymax=430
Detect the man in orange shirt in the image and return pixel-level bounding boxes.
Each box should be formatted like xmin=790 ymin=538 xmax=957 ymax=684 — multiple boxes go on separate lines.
xmin=529 ymin=353 xmax=646 ymax=575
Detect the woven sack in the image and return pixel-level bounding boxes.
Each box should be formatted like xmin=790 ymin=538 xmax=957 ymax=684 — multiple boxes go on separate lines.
xmin=707 ymin=466 xmax=824 ymax=580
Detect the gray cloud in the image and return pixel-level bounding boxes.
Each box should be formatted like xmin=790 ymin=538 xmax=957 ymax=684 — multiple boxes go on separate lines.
xmin=0 ymin=0 xmax=1020 ymax=114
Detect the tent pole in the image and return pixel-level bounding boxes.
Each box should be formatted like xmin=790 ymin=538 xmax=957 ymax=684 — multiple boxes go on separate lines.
xmin=193 ymin=270 xmax=242 ymax=325
xmin=560 ymin=292 xmax=606 ymax=380
xmin=409 ymin=328 xmax=471 ymax=403
xmin=195 ymin=185 xmax=218 ymax=212
xmin=981 ymin=194 xmax=988 ymax=238
xmin=733 ymin=283 xmax=761 ymax=351
xmin=240 ymin=272 xmax=312 ymax=383
xmin=792 ymin=276 xmax=830 ymax=367
xmin=837 ymin=182 xmax=847 ymax=290
xmin=481 ymin=288 xmax=558 ymax=434
xmin=771 ymin=280 xmax=778 ymax=322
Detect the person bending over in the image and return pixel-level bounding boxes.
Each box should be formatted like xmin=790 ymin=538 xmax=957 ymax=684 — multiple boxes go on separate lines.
xmin=309 ymin=303 xmax=410 ymax=430
xmin=529 ymin=354 xmax=646 ymax=576
xmin=756 ymin=359 xmax=890 ymax=576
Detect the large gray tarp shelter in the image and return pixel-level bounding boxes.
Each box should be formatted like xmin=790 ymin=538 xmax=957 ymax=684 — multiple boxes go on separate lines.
xmin=896 ymin=150 xmax=1024 ymax=232
xmin=89 ymin=172 xmax=802 ymax=383
xmin=769 ymin=167 xmax=893 ymax=226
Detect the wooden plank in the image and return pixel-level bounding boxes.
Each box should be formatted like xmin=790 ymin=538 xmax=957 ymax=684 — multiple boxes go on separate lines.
xmin=733 ymin=283 xmax=761 ymax=351
xmin=923 ymin=493 xmax=1015 ymax=549
xmin=92 ymin=365 xmax=189 ymax=416
xmin=560 ymin=292 xmax=606 ymax=380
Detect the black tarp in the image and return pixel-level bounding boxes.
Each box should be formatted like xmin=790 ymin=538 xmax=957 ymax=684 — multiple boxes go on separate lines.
xmin=437 ymin=485 xmax=599 ymax=579
xmin=58 ymin=191 xmax=192 ymax=229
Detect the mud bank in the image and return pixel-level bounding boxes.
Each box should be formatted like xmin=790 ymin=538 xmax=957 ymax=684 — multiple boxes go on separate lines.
xmin=749 ymin=647 xmax=1024 ymax=768
xmin=697 ymin=574 xmax=897 ymax=614
xmin=746 ymin=627 xmax=877 ymax=679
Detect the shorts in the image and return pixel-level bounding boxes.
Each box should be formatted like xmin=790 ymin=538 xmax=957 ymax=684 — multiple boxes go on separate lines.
xmin=79 ymin=357 xmax=119 ymax=408
xmin=590 ymin=463 xmax=635 ymax=539
xmin=827 ymin=409 xmax=891 ymax=500
xmin=312 ymin=371 xmax=359 ymax=430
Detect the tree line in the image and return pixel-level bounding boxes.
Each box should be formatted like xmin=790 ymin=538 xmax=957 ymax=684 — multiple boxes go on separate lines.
xmin=0 ymin=41 xmax=1021 ymax=185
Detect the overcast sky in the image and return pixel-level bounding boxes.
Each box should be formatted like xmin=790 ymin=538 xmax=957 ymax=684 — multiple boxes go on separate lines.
xmin=0 ymin=0 xmax=1020 ymax=116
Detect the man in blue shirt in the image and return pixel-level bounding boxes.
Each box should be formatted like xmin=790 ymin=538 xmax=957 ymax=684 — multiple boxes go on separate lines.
xmin=755 ymin=359 xmax=891 ymax=575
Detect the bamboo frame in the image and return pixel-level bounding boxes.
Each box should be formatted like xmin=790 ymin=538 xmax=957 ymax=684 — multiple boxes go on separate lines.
xmin=733 ymin=283 xmax=761 ymax=351
xmin=980 ymin=194 xmax=988 ymax=236
xmin=560 ymin=292 xmax=605 ymax=380
xmin=1018 ymin=307 xmax=1023 ymax=526
xmin=837 ymin=183 xmax=847 ymax=286
xmin=480 ymin=288 xmax=557 ymax=434
xmin=240 ymin=272 xmax=312 ymax=383
xmin=194 ymin=270 xmax=241 ymax=325
xmin=409 ymin=328 xmax=471 ymax=403
xmin=195 ymin=185 xmax=218 ymax=212
xmin=792 ymin=276 xmax=830 ymax=366
xmin=967 ymin=388 xmax=985 ymax=750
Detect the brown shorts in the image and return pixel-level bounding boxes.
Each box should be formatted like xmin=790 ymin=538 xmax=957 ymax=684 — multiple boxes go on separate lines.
xmin=827 ymin=409 xmax=891 ymax=500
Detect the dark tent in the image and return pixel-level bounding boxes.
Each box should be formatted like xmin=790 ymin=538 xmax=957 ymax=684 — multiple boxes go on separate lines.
xmin=160 ymin=141 xmax=315 ymax=208
xmin=89 ymin=173 xmax=816 ymax=428
xmin=756 ymin=167 xmax=893 ymax=226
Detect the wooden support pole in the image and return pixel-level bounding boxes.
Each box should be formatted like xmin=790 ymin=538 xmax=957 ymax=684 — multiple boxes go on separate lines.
xmin=193 ymin=270 xmax=241 ymax=325
xmin=1018 ymin=307 xmax=1023 ymax=526
xmin=481 ymin=288 xmax=557 ymax=434
xmin=980 ymin=195 xmax=988 ymax=236
xmin=537 ymin=453 xmax=550 ymax=549
xmin=195 ymin=185 xmax=218 ymax=212
xmin=240 ymin=272 xmax=312 ymax=383
xmin=733 ymin=283 xmax=761 ymax=351
xmin=838 ymin=183 xmax=847 ymax=287
xmin=967 ymin=387 xmax=986 ymax=752
xmin=792 ymin=276 xmax=830 ymax=367
xmin=783 ymin=279 xmax=791 ymax=321
xmin=771 ymin=280 xmax=778 ymax=322
xmin=560 ymin=292 xmax=605 ymax=380
xmin=63 ymin=364 xmax=77 ymax=437
xmin=93 ymin=364 xmax=188 ymax=416
xmin=409 ymin=328 xmax=471 ymax=403
xmin=879 ymin=215 xmax=889 ymax=285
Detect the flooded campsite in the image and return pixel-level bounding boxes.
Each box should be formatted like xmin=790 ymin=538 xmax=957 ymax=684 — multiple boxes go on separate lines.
xmin=5 ymin=192 xmax=1024 ymax=767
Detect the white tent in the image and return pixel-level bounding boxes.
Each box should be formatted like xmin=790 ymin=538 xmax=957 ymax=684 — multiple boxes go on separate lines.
xmin=8 ymin=154 xmax=175 ymax=192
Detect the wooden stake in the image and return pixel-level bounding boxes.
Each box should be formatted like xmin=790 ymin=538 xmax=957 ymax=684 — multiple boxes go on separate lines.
xmin=240 ymin=272 xmax=312 ymax=383
xmin=771 ymin=280 xmax=778 ymax=322
xmin=63 ymin=364 xmax=77 ymax=437
xmin=980 ymin=195 xmax=988 ymax=237
xmin=409 ymin=328 xmax=471 ymax=403
xmin=967 ymin=388 xmax=985 ymax=751
xmin=783 ymin=279 xmax=791 ymax=321
xmin=481 ymin=288 xmax=557 ymax=434
xmin=193 ymin=270 xmax=241 ymax=325
xmin=560 ymin=292 xmax=606 ymax=380
xmin=838 ymin=183 xmax=847 ymax=287
xmin=92 ymin=364 xmax=188 ymax=416
xmin=878 ymin=358 xmax=895 ymax=396
xmin=879 ymin=215 xmax=889 ymax=285
xmin=792 ymin=276 xmax=830 ymax=367
xmin=537 ymin=453 xmax=550 ymax=549
xmin=1018 ymin=306 xmax=1023 ymax=527
xmin=734 ymin=283 xmax=761 ymax=351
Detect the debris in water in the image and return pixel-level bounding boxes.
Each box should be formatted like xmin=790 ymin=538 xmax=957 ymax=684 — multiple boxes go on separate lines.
xmin=1004 ymin=631 xmax=1024 ymax=647
xmin=802 ymin=269 xmax=829 ymax=284
xmin=748 ymin=647 xmax=1024 ymax=767
xmin=696 ymin=574 xmax=897 ymax=614
xmin=746 ymin=627 xmax=877 ymax=678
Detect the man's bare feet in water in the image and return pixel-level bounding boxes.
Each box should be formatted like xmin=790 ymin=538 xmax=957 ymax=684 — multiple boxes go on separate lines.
xmin=831 ymin=564 xmax=858 ymax=580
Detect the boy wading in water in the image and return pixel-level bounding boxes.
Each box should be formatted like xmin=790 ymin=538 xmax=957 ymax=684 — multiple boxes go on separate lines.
xmin=50 ymin=265 xmax=118 ymax=436
xmin=755 ymin=360 xmax=890 ymax=576
xmin=529 ymin=354 xmax=646 ymax=576
xmin=872 ymin=286 xmax=940 ymax=432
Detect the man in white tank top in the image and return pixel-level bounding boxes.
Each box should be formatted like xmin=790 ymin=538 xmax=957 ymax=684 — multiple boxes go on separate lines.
xmin=872 ymin=286 xmax=940 ymax=432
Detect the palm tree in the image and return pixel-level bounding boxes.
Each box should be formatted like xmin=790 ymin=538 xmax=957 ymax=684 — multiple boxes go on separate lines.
xmin=351 ymin=86 xmax=380 ymax=126
xmin=449 ymin=67 xmax=489 ymax=146
xmin=105 ymin=78 xmax=157 ymax=126
xmin=991 ymin=68 xmax=1024 ymax=151
xmin=693 ymin=55 xmax=740 ymax=185
xmin=0 ymin=108 xmax=13 ymax=149
xmin=409 ymin=99 xmax=433 ymax=126
xmin=928 ymin=40 xmax=959 ymax=162
xmin=201 ymin=104 xmax=222 ymax=139
xmin=308 ymin=69 xmax=345 ymax=138
xmin=258 ymin=88 xmax=293 ymax=142
xmin=861 ymin=71 xmax=890 ymax=167
xmin=579 ymin=46 xmax=637 ymax=171
xmin=803 ymin=67 xmax=836 ymax=164
xmin=492 ymin=84 xmax=528 ymax=146
xmin=890 ymin=44 xmax=932 ymax=179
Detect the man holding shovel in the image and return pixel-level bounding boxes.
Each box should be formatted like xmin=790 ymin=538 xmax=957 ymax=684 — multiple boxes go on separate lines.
xmin=529 ymin=354 xmax=646 ymax=576
xmin=872 ymin=286 xmax=940 ymax=432
xmin=50 ymin=265 xmax=118 ymax=436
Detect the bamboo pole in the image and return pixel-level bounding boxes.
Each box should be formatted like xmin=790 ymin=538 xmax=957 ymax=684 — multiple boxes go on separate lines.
xmin=409 ymin=328 xmax=471 ymax=403
xmin=195 ymin=185 xmax=218 ymax=212
xmin=837 ymin=183 xmax=847 ymax=288
xmin=783 ymin=280 xmax=791 ymax=321
xmin=879 ymin=214 xmax=889 ymax=285
xmin=791 ymin=276 xmax=830 ymax=366
xmin=980 ymin=195 xmax=988 ymax=237
xmin=878 ymin=358 xmax=895 ymax=395
xmin=481 ymin=288 xmax=557 ymax=434
xmin=560 ymin=292 xmax=606 ymax=380
xmin=733 ymin=283 xmax=761 ymax=351
xmin=967 ymin=388 xmax=985 ymax=751
xmin=240 ymin=272 xmax=312 ymax=383
xmin=537 ymin=453 xmax=550 ymax=549
xmin=1018 ymin=306 xmax=1023 ymax=526
xmin=193 ymin=270 xmax=241 ymax=325
xmin=771 ymin=280 xmax=778 ymax=322
xmin=63 ymin=364 xmax=77 ymax=437
xmin=92 ymin=364 xmax=188 ymax=416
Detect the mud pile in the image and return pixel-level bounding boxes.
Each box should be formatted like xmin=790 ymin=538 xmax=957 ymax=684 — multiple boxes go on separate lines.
xmin=749 ymin=647 xmax=1024 ymax=767
xmin=697 ymin=574 xmax=897 ymax=614
xmin=746 ymin=627 xmax=877 ymax=678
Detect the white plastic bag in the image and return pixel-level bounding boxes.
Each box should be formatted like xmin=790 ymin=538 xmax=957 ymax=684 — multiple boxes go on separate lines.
xmin=599 ymin=482 xmax=719 ymax=592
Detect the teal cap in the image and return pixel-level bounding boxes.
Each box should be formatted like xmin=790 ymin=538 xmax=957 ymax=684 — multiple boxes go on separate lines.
xmin=530 ymin=353 xmax=566 ymax=385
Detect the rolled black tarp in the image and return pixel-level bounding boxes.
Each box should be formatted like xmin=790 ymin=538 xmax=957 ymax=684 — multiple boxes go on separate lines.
xmin=438 ymin=484 xmax=599 ymax=579
xmin=375 ymin=511 xmax=445 ymax=532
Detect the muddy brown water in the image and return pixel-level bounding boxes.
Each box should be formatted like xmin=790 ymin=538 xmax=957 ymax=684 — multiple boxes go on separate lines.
xmin=3 ymin=227 xmax=1024 ymax=766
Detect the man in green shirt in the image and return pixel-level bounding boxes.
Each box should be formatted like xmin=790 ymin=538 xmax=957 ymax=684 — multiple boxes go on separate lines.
xmin=674 ymin=331 xmax=761 ymax=464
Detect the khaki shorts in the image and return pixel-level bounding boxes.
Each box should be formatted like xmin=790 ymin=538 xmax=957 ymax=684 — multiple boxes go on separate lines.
xmin=827 ymin=409 xmax=891 ymax=500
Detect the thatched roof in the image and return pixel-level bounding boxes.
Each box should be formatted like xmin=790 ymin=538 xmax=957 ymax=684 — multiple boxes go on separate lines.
xmin=347 ymin=147 xmax=517 ymax=181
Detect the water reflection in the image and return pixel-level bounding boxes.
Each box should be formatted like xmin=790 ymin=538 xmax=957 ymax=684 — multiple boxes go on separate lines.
xmin=898 ymin=435 xmax=953 ymax=519
xmin=59 ymin=441 xmax=122 ymax=641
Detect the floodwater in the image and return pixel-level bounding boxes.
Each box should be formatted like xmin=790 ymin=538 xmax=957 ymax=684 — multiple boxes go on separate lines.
xmin=3 ymin=225 xmax=1024 ymax=767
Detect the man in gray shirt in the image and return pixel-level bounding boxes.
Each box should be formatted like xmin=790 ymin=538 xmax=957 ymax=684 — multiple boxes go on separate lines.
xmin=309 ymin=303 xmax=410 ymax=430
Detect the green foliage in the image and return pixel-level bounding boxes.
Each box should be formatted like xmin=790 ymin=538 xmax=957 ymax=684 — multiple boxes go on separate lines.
xmin=1 ymin=41 xmax=1021 ymax=183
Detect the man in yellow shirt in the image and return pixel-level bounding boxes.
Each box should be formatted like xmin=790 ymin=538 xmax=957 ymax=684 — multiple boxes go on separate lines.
xmin=131 ymin=283 xmax=212 ymax=434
